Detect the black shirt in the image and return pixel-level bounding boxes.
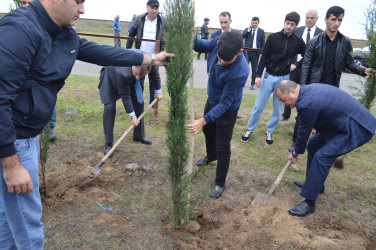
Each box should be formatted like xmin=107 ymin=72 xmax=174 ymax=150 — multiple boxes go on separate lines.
xmin=257 ymin=30 xmax=306 ymax=77
xmin=321 ymin=34 xmax=338 ymax=85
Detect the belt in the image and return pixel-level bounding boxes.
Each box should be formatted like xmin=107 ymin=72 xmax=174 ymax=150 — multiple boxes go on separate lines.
xmin=16 ymin=135 xmax=30 ymax=139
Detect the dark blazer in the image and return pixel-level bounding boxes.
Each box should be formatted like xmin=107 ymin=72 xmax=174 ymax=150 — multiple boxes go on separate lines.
xmin=295 ymin=83 xmax=376 ymax=155
xmin=300 ymin=31 xmax=366 ymax=86
xmin=290 ymin=26 xmax=323 ymax=81
xmin=242 ymin=27 xmax=265 ymax=56
xmin=98 ymin=67 xmax=140 ymax=113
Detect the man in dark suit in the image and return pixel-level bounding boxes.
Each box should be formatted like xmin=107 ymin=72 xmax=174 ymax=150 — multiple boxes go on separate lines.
xmin=206 ymin=11 xmax=232 ymax=74
xmin=197 ymin=17 xmax=210 ymax=60
xmin=280 ymin=9 xmax=324 ymax=152
xmin=242 ymin=17 xmax=265 ymax=90
xmin=98 ymin=65 xmax=163 ymax=156
xmin=276 ymin=80 xmax=376 ymax=217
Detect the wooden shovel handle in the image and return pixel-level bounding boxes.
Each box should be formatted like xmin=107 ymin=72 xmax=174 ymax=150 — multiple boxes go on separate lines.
xmin=101 ymin=98 xmax=158 ymax=162
xmin=266 ymin=160 xmax=292 ymax=197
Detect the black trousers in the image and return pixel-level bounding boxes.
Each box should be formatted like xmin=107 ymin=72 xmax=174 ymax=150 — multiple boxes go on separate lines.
xmin=246 ymin=51 xmax=259 ymax=86
xmin=103 ymin=95 xmax=145 ymax=144
xmin=202 ymin=99 xmax=238 ymax=187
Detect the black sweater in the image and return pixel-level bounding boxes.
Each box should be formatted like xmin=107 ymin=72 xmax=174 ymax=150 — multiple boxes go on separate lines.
xmin=257 ymin=30 xmax=306 ymax=77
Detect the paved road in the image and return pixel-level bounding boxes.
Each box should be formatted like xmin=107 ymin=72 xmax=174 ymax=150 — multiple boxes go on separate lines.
xmin=71 ymin=58 xmax=368 ymax=98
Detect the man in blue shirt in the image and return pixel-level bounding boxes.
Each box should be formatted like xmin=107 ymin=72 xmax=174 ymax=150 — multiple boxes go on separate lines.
xmin=0 ymin=0 xmax=172 ymax=248
xmin=188 ymin=30 xmax=250 ymax=199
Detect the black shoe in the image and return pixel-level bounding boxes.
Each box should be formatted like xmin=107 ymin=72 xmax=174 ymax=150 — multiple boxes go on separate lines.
xmin=294 ymin=180 xmax=325 ymax=193
xmin=209 ymin=185 xmax=225 ymax=199
xmin=288 ymin=200 xmax=315 ymax=217
xmin=104 ymin=143 xmax=113 ymax=158
xmin=237 ymin=115 xmax=242 ymax=119
xmin=133 ymin=137 xmax=152 ymax=145
xmin=288 ymin=141 xmax=297 ymax=153
xmin=196 ymin=156 xmax=215 ymax=166
xmin=279 ymin=115 xmax=289 ymax=121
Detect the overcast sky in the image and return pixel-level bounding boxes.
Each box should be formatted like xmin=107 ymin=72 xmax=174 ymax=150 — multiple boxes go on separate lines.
xmin=0 ymin=0 xmax=372 ymax=39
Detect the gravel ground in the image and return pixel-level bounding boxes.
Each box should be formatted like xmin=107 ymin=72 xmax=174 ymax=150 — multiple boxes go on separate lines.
xmin=71 ymin=57 xmax=370 ymax=100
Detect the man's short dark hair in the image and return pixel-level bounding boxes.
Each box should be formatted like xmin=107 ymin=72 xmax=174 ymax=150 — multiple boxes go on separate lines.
xmin=140 ymin=65 xmax=151 ymax=76
xmin=217 ymin=30 xmax=242 ymax=61
xmin=219 ymin=11 xmax=231 ymax=19
xmin=276 ymin=80 xmax=298 ymax=94
xmin=326 ymin=6 xmax=345 ymax=19
xmin=251 ymin=17 xmax=259 ymax=22
xmin=285 ymin=11 xmax=300 ymax=25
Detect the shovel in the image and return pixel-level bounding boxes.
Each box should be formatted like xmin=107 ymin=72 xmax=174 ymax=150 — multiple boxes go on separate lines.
xmin=252 ymin=160 xmax=292 ymax=205
xmin=88 ymin=98 xmax=158 ymax=180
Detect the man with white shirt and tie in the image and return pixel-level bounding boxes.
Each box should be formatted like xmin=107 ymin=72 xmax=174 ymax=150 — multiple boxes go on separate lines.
xmin=281 ymin=9 xmax=323 ymax=124
xmin=242 ymin=17 xmax=265 ymax=90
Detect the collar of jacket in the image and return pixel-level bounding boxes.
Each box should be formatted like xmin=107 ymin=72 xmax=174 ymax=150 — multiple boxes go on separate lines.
xmin=31 ymin=0 xmax=62 ymax=39
xmin=279 ymin=29 xmax=295 ymax=39
xmin=142 ymin=12 xmax=162 ymax=24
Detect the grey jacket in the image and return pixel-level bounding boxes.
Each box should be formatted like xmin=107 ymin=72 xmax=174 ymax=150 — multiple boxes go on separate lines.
xmin=126 ymin=13 xmax=165 ymax=51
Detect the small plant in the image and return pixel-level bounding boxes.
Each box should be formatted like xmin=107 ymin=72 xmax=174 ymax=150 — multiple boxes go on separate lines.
xmin=8 ymin=0 xmax=22 ymax=11
xmin=358 ymin=0 xmax=376 ymax=109
xmin=39 ymin=123 xmax=51 ymax=199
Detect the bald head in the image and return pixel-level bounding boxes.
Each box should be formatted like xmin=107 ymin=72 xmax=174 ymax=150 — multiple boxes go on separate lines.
xmin=276 ymin=80 xmax=300 ymax=108
xmin=305 ymin=9 xmax=319 ymax=28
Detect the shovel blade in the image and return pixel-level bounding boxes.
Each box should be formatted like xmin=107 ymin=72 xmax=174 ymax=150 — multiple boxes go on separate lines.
xmin=251 ymin=192 xmax=279 ymax=205
xmin=87 ymin=160 xmax=104 ymax=180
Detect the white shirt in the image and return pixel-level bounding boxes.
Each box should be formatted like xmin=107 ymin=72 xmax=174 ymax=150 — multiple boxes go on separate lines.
xmin=297 ymin=26 xmax=317 ymax=62
xmin=251 ymin=28 xmax=258 ymax=48
xmin=140 ymin=16 xmax=157 ymax=54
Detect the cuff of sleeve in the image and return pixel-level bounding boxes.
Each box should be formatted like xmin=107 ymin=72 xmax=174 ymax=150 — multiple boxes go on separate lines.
xmin=128 ymin=112 xmax=136 ymax=118
xmin=0 ymin=143 xmax=17 ymax=158
xmin=203 ymin=114 xmax=211 ymax=124
xmin=155 ymin=89 xmax=162 ymax=94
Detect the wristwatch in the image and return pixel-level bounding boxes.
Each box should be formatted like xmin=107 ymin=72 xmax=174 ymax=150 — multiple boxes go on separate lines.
xmin=131 ymin=115 xmax=137 ymax=120
xmin=292 ymin=152 xmax=299 ymax=158
xmin=150 ymin=54 xmax=155 ymax=67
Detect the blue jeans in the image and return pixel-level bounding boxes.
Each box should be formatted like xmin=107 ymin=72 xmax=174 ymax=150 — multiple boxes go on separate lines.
xmin=246 ymin=73 xmax=289 ymax=132
xmin=50 ymin=106 xmax=56 ymax=129
xmin=0 ymin=136 xmax=44 ymax=249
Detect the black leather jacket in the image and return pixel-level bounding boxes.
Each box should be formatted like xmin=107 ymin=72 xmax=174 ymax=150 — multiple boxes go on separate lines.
xmin=301 ymin=31 xmax=366 ymax=86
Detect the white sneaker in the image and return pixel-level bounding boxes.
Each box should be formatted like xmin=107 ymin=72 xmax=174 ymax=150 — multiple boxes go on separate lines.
xmin=241 ymin=130 xmax=252 ymax=142
xmin=265 ymin=131 xmax=273 ymax=145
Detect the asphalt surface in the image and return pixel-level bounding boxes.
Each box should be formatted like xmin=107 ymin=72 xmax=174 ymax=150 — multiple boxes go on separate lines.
xmin=71 ymin=57 xmax=368 ymax=99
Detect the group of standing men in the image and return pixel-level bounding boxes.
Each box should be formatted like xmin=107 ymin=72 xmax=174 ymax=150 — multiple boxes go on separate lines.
xmin=191 ymin=6 xmax=375 ymax=218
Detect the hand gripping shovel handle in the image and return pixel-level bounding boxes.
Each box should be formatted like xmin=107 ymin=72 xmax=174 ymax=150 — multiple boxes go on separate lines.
xmin=264 ymin=160 xmax=292 ymax=203
xmin=91 ymin=98 xmax=158 ymax=179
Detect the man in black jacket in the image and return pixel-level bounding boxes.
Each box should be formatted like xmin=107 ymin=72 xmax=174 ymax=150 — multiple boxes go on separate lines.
xmin=197 ymin=17 xmax=210 ymax=60
xmin=126 ymin=0 xmax=165 ymax=105
xmin=301 ymin=6 xmax=375 ymax=86
xmin=241 ymin=12 xmax=305 ymax=145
